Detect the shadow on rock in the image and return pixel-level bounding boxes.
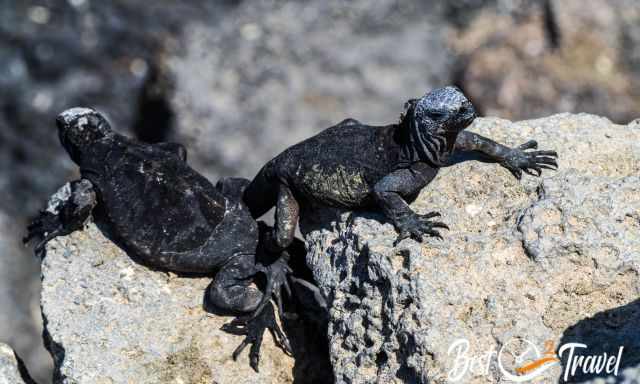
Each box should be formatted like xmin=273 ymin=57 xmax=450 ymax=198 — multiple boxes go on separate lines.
xmin=557 ymin=299 xmax=640 ymax=383
xmin=285 ymin=236 xmax=333 ymax=384
xmin=200 ymin=227 xmax=333 ymax=384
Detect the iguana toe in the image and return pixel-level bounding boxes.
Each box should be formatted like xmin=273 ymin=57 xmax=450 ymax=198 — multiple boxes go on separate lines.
xmin=393 ymin=212 xmax=448 ymax=244
xmin=252 ymin=252 xmax=295 ymax=320
xmin=222 ymin=302 xmax=292 ymax=372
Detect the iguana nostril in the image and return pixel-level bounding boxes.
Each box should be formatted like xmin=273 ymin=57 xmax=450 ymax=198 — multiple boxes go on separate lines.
xmin=460 ymin=103 xmax=476 ymax=118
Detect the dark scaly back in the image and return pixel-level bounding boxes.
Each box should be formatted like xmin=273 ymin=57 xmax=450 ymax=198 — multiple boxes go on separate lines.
xmin=56 ymin=107 xmax=230 ymax=266
xmin=93 ymin=136 xmax=227 ymax=258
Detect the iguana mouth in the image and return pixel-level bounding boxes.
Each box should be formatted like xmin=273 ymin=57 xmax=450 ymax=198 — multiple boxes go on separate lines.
xmin=447 ymin=105 xmax=477 ymax=132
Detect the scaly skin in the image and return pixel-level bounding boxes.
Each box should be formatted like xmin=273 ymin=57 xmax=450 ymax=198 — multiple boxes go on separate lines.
xmin=244 ymin=86 xmax=558 ymax=248
xmin=24 ymin=108 xmax=300 ymax=372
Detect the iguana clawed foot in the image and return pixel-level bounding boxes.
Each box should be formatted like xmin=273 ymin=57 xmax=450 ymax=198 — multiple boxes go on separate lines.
xmin=23 ymin=211 xmax=64 ymax=257
xmin=393 ymin=211 xmax=449 ymax=245
xmin=252 ymin=252 xmax=297 ymax=321
xmin=502 ymin=140 xmax=558 ymax=179
xmin=221 ymin=302 xmax=292 ymax=372
xmin=24 ymin=179 xmax=96 ymax=257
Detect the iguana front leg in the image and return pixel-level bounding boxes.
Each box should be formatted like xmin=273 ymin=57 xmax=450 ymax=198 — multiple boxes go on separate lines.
xmin=270 ymin=183 xmax=300 ymax=252
xmin=24 ymin=179 xmax=97 ymax=256
xmin=455 ymin=131 xmax=558 ymax=179
xmin=373 ymin=163 xmax=448 ymax=244
xmin=247 ymin=184 xmax=298 ymax=319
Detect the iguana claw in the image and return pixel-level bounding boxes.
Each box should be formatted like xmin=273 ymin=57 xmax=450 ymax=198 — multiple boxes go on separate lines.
xmin=251 ymin=251 xmax=296 ymax=321
xmin=222 ymin=302 xmax=292 ymax=372
xmin=502 ymin=140 xmax=558 ymax=180
xmin=393 ymin=211 xmax=449 ymax=245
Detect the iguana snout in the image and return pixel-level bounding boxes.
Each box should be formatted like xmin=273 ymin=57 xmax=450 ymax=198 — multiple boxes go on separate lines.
xmin=56 ymin=107 xmax=112 ymax=161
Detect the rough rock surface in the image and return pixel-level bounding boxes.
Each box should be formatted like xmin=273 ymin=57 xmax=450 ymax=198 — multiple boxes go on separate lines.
xmin=0 ymin=343 xmax=28 ymax=384
xmin=41 ymin=224 xmax=313 ymax=384
xmin=301 ymin=114 xmax=640 ymax=383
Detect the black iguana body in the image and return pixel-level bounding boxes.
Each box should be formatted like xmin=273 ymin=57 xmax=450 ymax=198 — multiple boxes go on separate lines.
xmin=24 ymin=108 xmax=295 ymax=371
xmin=243 ymin=86 xmax=558 ymax=250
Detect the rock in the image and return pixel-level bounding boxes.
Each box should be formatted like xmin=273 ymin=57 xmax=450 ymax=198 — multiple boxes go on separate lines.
xmin=41 ymin=223 xmax=327 ymax=384
xmin=301 ymin=114 xmax=640 ymax=383
xmin=0 ymin=343 xmax=25 ymax=384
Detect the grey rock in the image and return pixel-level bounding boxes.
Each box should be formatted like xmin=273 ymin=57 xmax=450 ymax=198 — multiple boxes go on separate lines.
xmin=41 ymin=224 xmax=301 ymax=384
xmin=0 ymin=343 xmax=28 ymax=384
xmin=301 ymin=114 xmax=640 ymax=383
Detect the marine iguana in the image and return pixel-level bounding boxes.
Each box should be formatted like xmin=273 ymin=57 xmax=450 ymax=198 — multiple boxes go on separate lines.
xmin=243 ymin=86 xmax=558 ymax=249
xmin=24 ymin=108 xmax=295 ymax=371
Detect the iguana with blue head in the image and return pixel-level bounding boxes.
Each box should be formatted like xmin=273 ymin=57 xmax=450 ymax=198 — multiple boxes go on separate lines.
xmin=243 ymin=86 xmax=558 ymax=251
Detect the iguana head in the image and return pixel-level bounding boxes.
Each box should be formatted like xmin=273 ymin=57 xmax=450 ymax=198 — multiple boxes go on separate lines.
xmin=56 ymin=107 xmax=113 ymax=163
xmin=399 ymin=86 xmax=477 ymax=167
xmin=410 ymin=86 xmax=476 ymax=134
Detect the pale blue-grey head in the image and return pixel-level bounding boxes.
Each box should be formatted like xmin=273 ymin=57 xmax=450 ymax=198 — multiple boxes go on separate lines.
xmin=399 ymin=86 xmax=477 ymax=167
xmin=413 ymin=86 xmax=476 ymax=132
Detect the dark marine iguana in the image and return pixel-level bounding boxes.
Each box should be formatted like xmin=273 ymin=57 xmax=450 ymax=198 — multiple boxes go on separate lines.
xmin=243 ymin=86 xmax=558 ymax=250
xmin=23 ymin=108 xmax=298 ymax=371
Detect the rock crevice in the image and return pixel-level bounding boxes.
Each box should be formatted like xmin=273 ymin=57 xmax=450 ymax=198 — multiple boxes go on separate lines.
xmin=0 ymin=343 xmax=32 ymax=384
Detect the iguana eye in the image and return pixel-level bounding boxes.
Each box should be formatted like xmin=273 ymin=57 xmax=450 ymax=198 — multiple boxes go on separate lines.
xmin=428 ymin=110 xmax=447 ymax=120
